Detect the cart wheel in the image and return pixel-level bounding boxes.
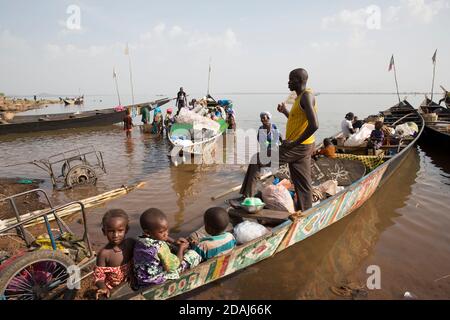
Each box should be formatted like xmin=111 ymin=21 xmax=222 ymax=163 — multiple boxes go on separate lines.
xmin=65 ymin=164 xmax=97 ymax=188
xmin=61 ymin=159 xmax=84 ymax=178
xmin=0 ymin=250 xmax=78 ymax=300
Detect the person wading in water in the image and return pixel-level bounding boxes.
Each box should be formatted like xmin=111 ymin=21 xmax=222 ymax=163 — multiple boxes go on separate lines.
xmin=175 ymin=87 xmax=188 ymax=116
xmin=239 ymin=68 xmax=319 ymax=211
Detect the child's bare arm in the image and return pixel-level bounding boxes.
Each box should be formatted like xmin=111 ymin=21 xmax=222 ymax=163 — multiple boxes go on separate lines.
xmin=176 ymin=241 xmax=189 ymax=262
xmin=94 ymin=249 xmax=109 ymax=299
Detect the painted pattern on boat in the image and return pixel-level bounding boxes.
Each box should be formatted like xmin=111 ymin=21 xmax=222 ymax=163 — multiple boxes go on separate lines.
xmin=278 ymin=165 xmax=387 ymax=251
xmin=138 ymin=227 xmax=289 ymax=300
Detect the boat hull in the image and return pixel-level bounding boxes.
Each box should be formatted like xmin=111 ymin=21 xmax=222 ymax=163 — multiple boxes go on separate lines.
xmin=111 ymin=100 xmax=423 ymax=300
xmin=418 ymin=98 xmax=450 ymax=146
xmin=0 ymin=98 xmax=171 ymax=136
xmin=0 ymin=109 xmax=126 ymax=135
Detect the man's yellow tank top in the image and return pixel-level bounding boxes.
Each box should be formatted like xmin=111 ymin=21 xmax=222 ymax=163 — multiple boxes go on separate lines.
xmin=285 ymin=88 xmax=317 ymax=144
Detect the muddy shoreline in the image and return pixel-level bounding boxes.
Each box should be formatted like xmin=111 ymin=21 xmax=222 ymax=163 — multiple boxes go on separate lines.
xmin=0 ymin=178 xmax=47 ymax=219
xmin=0 ymin=95 xmax=61 ymax=120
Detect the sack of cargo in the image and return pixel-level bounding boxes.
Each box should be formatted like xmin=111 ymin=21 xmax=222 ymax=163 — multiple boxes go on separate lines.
xmin=261 ymin=184 xmax=295 ymax=213
xmin=344 ymin=123 xmax=374 ymax=147
xmin=233 ymin=221 xmax=269 ymax=244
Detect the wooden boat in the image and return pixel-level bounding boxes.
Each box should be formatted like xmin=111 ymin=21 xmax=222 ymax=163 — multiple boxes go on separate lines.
xmin=111 ymin=100 xmax=423 ymax=300
xmin=168 ymin=118 xmax=228 ymax=157
xmin=419 ymin=97 xmax=450 ymax=145
xmin=0 ymin=98 xmax=171 ymax=136
xmin=63 ymin=97 xmax=84 ymax=106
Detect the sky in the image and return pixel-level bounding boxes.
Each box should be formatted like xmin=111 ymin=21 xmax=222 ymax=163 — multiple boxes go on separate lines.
xmin=0 ymin=0 xmax=449 ymax=96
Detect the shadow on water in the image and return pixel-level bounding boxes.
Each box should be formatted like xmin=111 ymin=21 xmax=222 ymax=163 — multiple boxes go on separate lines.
xmin=182 ymin=148 xmax=421 ymax=300
xmin=418 ymin=139 xmax=450 ymax=180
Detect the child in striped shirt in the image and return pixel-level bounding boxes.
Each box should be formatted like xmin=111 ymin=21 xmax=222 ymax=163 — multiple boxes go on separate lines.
xmin=192 ymin=207 xmax=236 ymax=261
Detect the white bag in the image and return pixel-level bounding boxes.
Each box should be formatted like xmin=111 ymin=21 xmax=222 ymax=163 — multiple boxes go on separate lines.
xmin=261 ymin=184 xmax=296 ymax=213
xmin=233 ymin=221 xmax=269 ymax=244
xmin=344 ymin=123 xmax=374 ymax=147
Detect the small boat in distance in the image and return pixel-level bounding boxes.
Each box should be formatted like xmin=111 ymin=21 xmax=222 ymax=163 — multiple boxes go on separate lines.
xmin=62 ymin=96 xmax=84 ymax=106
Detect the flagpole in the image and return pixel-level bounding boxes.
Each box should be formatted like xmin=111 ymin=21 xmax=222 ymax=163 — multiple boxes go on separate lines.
xmin=126 ymin=43 xmax=135 ymax=105
xmin=431 ymin=50 xmax=437 ymax=102
xmin=113 ymin=68 xmax=121 ymax=106
xmin=207 ymin=57 xmax=212 ymax=96
xmin=393 ymin=60 xmax=401 ymax=104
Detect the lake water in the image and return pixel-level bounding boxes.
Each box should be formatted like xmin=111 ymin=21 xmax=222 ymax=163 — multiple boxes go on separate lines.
xmin=1 ymin=93 xmax=449 ymax=299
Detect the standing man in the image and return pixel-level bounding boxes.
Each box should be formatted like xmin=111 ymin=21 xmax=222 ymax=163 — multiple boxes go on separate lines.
xmin=240 ymin=68 xmax=318 ymax=211
xmin=176 ymin=87 xmax=188 ymax=116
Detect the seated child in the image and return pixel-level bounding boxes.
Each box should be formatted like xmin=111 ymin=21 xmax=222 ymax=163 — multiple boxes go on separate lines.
xmin=316 ymin=138 xmax=336 ymax=159
xmin=133 ymin=208 xmax=201 ymax=287
xmin=369 ymin=121 xmax=384 ymax=150
xmin=94 ymin=209 xmax=135 ymax=299
xmin=191 ymin=207 xmax=236 ymax=261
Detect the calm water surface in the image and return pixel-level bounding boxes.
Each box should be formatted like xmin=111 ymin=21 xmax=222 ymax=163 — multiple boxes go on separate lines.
xmin=1 ymin=93 xmax=449 ymax=299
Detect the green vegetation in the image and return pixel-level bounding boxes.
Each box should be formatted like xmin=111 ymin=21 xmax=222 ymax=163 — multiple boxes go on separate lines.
xmin=0 ymin=93 xmax=4 ymax=97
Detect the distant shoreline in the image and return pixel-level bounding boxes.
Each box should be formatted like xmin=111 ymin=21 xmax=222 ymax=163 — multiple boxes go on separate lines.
xmin=3 ymin=92 xmax=442 ymax=97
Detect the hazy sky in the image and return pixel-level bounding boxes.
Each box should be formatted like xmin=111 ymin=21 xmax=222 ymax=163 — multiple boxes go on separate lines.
xmin=0 ymin=0 xmax=449 ymax=95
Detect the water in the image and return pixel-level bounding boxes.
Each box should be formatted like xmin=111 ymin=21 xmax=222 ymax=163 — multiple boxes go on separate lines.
xmin=1 ymin=93 xmax=449 ymax=299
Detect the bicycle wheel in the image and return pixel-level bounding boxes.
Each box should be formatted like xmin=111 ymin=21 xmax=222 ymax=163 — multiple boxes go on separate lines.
xmin=0 ymin=250 xmax=78 ymax=300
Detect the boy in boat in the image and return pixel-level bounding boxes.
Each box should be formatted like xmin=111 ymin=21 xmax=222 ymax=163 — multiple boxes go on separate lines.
xmin=123 ymin=109 xmax=133 ymax=138
xmin=133 ymin=209 xmax=201 ymax=287
xmin=341 ymin=112 xmax=355 ymax=138
xmin=188 ymin=207 xmax=236 ymax=261
xmin=368 ymin=121 xmax=384 ymax=151
xmin=352 ymin=116 xmax=364 ymax=131
xmin=315 ymin=138 xmax=336 ymax=159
xmin=94 ymin=209 xmax=135 ymax=299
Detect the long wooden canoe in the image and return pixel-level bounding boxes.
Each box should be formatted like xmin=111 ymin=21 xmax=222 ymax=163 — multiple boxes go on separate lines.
xmin=0 ymin=98 xmax=171 ymax=136
xmin=111 ymin=100 xmax=424 ymax=300
xmin=419 ymin=98 xmax=450 ymax=145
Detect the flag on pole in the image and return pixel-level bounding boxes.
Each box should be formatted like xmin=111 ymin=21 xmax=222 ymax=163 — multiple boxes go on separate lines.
xmin=124 ymin=43 xmax=129 ymax=55
xmin=388 ymin=55 xmax=395 ymax=72
xmin=113 ymin=67 xmax=117 ymax=78
xmin=432 ymin=49 xmax=437 ymax=65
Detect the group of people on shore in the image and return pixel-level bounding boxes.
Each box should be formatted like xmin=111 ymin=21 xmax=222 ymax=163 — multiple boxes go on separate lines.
xmin=94 ymin=206 xmax=236 ymax=299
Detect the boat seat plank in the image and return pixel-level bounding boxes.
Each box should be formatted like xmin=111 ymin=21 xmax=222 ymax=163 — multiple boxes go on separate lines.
xmin=228 ymin=208 xmax=290 ymax=224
